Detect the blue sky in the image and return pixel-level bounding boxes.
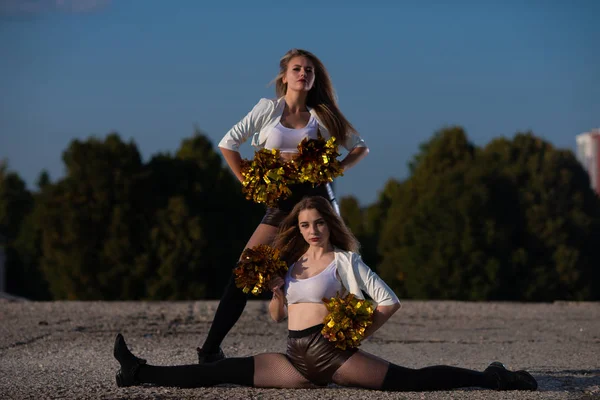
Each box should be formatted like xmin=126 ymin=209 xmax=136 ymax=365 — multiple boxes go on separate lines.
xmin=1 ymin=0 xmax=598 ymax=206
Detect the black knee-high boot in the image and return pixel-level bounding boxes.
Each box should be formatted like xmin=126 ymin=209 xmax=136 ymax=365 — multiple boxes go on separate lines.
xmin=381 ymin=363 xmax=496 ymax=392
xmin=200 ymin=274 xmax=250 ymax=355
xmin=136 ymin=357 xmax=255 ymax=388
xmin=114 ymin=333 xmax=254 ymax=388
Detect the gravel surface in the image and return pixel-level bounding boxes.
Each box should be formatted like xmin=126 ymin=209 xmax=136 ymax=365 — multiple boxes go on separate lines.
xmin=0 ymin=299 xmax=598 ymax=400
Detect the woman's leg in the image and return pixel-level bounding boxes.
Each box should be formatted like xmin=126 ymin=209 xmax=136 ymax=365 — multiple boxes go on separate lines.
xmin=253 ymin=353 xmax=316 ymax=389
xmin=115 ymin=334 xmax=313 ymax=388
xmin=140 ymin=354 xmax=314 ymax=389
xmin=333 ymin=349 xmax=492 ymax=391
xmin=331 ymin=350 xmax=389 ymax=389
xmin=379 ymin=362 xmax=496 ymax=391
xmin=136 ymin=357 xmax=255 ymax=388
xmin=115 ymin=333 xmax=253 ymax=388
xmin=332 ymin=350 xmax=536 ymax=391
xmin=324 ymin=183 xmax=340 ymax=215
xmin=198 ymin=223 xmax=279 ymax=359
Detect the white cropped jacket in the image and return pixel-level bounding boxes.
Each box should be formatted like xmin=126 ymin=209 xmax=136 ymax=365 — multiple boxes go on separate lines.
xmin=218 ymin=97 xmax=367 ymax=152
xmin=334 ymin=248 xmax=400 ymax=308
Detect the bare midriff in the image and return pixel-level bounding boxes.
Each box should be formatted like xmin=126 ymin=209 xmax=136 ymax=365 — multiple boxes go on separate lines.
xmin=278 ymin=151 xmax=299 ymax=163
xmin=287 ymin=303 xmax=329 ymax=330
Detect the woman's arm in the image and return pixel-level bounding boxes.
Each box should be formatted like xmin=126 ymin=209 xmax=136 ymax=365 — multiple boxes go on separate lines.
xmin=219 ymin=148 xmax=244 ymax=183
xmin=345 ymin=253 xmax=401 ymax=336
xmin=217 ymin=98 xmax=273 ymax=181
xmin=218 ymin=98 xmax=272 ymax=152
xmin=340 ymin=146 xmax=369 ymax=172
xmin=364 ymin=303 xmax=401 ymax=338
xmin=353 ymin=254 xmax=400 ymax=307
xmin=268 ymin=287 xmax=288 ymax=322
xmin=268 ymin=276 xmax=287 ymax=323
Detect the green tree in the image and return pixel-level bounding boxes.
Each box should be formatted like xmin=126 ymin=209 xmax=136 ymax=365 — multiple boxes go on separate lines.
xmin=0 ymin=161 xmax=33 ymax=240
xmin=0 ymin=160 xmax=43 ymax=298
xmin=377 ymin=128 xmax=476 ymax=298
xmin=340 ymin=195 xmax=379 ymax=271
xmin=11 ymin=208 xmax=51 ymax=300
xmin=37 ymin=133 xmax=148 ymax=299
xmin=142 ymin=197 xmax=208 ymax=299
xmin=138 ymin=131 xmax=263 ymax=299
xmin=340 ymin=196 xmax=364 ymax=236
xmin=36 ymin=130 xmax=264 ymax=300
xmin=36 ymin=170 xmax=51 ymax=190
xmin=363 ymin=178 xmax=404 ymax=267
xmin=376 ymin=128 xmax=600 ymax=301
xmin=10 ymin=170 xmax=55 ymax=300
xmin=481 ymin=133 xmax=600 ymax=300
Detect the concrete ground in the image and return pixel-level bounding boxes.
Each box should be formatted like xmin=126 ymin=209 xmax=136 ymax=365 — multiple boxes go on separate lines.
xmin=0 ymin=299 xmax=598 ymax=400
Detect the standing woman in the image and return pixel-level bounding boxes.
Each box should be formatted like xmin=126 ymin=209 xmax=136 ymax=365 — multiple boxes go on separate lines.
xmin=197 ymin=48 xmax=369 ymax=362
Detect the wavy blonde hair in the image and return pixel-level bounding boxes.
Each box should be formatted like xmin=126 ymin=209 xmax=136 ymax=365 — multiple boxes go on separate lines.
xmin=274 ymin=48 xmax=357 ymax=144
xmin=272 ymin=196 xmax=360 ymax=265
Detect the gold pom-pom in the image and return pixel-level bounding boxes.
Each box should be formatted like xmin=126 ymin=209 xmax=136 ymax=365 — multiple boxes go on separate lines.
xmin=240 ymin=149 xmax=297 ymax=207
xmin=321 ymin=293 xmax=374 ymax=350
xmin=233 ymin=244 xmax=288 ymax=296
xmin=240 ymin=136 xmax=343 ymax=206
xmin=292 ymin=136 xmax=344 ymax=185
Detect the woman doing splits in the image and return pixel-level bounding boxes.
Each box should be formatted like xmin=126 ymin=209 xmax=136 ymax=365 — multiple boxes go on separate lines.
xmin=114 ymin=196 xmax=538 ymax=392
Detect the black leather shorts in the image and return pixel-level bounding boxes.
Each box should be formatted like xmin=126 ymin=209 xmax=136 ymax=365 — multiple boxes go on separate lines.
xmin=286 ymin=324 xmax=357 ymax=386
xmin=260 ymin=183 xmax=339 ymax=227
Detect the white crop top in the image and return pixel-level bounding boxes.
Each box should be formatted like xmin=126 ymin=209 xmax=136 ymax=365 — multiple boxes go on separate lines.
xmin=284 ymin=261 xmax=344 ymax=304
xmin=264 ymin=115 xmax=320 ymax=153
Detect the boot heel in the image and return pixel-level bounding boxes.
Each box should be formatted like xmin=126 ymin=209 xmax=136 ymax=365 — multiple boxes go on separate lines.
xmin=113 ymin=334 xmax=147 ymax=387
xmin=115 ymin=372 xmax=124 ymax=387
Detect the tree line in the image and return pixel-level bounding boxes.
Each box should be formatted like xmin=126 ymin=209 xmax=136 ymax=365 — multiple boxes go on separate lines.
xmin=1 ymin=127 xmax=598 ymax=301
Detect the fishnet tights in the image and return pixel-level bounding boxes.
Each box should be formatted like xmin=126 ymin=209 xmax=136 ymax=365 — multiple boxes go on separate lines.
xmin=136 ymin=350 xmax=492 ymax=390
xmin=253 ymin=353 xmax=317 ymax=388
xmin=331 ymin=350 xmax=494 ymax=391
xmin=332 ymin=350 xmax=389 ymax=389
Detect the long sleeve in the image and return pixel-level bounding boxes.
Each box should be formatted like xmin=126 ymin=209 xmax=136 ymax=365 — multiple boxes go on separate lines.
xmin=218 ymin=98 xmax=274 ymax=152
xmin=341 ymin=131 xmax=367 ymax=152
xmin=351 ymin=253 xmax=399 ymax=307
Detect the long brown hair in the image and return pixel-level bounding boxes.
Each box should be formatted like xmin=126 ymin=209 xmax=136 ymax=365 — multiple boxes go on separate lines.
xmin=274 ymin=48 xmax=357 ymax=144
xmin=272 ymin=196 xmax=360 ymax=265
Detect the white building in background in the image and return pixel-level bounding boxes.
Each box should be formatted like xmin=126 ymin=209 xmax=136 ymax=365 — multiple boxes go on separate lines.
xmin=576 ymin=129 xmax=600 ymax=196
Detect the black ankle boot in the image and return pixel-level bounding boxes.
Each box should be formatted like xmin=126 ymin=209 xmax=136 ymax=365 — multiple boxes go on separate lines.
xmin=484 ymin=361 xmax=538 ymax=391
xmin=114 ymin=333 xmax=147 ymax=387
xmin=196 ymin=347 xmax=225 ymax=364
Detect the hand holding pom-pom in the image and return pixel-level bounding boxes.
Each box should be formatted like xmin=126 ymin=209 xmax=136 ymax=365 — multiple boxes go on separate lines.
xmin=233 ymin=244 xmax=288 ymax=296
xmin=240 ymin=149 xmax=297 ymax=207
xmin=240 ymin=135 xmax=343 ymax=207
xmin=292 ymin=136 xmax=344 ymax=186
xmin=321 ymin=293 xmax=374 ymax=350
